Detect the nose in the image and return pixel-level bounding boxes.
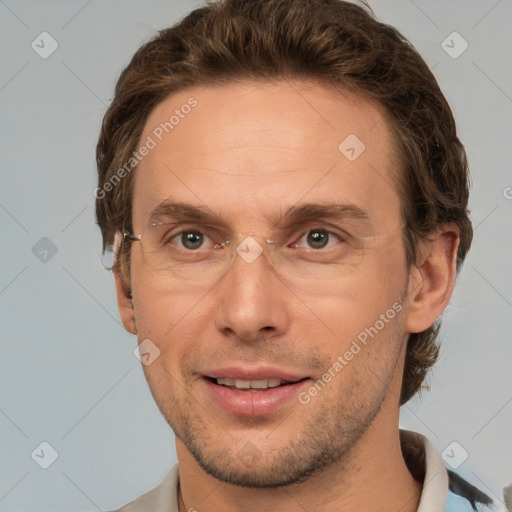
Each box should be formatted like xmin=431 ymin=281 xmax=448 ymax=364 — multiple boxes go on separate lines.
xmin=214 ymin=239 xmax=290 ymax=343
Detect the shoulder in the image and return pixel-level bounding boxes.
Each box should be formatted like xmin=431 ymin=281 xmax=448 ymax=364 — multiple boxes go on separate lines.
xmin=447 ymin=470 xmax=493 ymax=511
xmin=445 ymin=489 xmax=478 ymax=511
xmin=400 ymin=429 xmax=493 ymax=512
xmin=109 ymin=464 xmax=180 ymax=512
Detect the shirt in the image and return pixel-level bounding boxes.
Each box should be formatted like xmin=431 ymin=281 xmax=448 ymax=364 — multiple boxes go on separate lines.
xmin=111 ymin=430 xmax=488 ymax=511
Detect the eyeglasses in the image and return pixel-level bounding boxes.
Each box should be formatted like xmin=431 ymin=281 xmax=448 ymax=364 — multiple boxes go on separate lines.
xmin=119 ymin=221 xmax=403 ymax=287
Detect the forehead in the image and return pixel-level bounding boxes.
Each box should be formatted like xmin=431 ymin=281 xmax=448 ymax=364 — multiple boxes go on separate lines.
xmin=132 ymin=79 xmax=401 ymax=231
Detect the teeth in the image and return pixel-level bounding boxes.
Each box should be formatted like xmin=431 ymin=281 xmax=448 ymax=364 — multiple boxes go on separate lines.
xmin=216 ymin=377 xmax=287 ymax=389
xmin=235 ymin=379 xmax=251 ymax=389
xmin=267 ymin=378 xmax=282 ymax=388
xmin=248 ymin=379 xmax=268 ymax=389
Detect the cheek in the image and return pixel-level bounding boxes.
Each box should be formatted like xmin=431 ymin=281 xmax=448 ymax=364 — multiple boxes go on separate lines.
xmin=134 ymin=286 xmax=221 ymax=369
xmin=134 ymin=288 xmax=210 ymax=408
xmin=131 ymin=257 xmax=213 ymax=324
xmin=301 ymin=268 xmax=407 ymax=360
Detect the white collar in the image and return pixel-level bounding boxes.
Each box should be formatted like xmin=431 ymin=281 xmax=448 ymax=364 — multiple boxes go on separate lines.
xmin=401 ymin=429 xmax=449 ymax=512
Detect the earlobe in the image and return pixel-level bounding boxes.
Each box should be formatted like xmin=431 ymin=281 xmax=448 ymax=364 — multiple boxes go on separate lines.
xmin=114 ymin=268 xmax=137 ymax=335
xmin=404 ymin=224 xmax=460 ymax=334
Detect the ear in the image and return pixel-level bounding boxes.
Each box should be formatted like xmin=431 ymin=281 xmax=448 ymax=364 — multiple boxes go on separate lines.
xmin=405 ymin=223 xmax=460 ymax=334
xmin=114 ymin=267 xmax=137 ymax=335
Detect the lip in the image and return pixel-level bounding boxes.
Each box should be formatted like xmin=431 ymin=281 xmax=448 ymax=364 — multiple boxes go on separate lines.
xmin=201 ymin=366 xmax=311 ymax=416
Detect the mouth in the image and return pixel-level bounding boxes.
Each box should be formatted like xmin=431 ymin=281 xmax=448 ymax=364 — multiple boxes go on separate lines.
xmin=207 ymin=376 xmax=308 ymax=391
xmin=201 ymin=369 xmax=311 ymax=416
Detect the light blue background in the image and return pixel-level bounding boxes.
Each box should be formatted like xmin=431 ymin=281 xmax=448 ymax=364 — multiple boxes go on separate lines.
xmin=0 ymin=1 xmax=511 ymax=510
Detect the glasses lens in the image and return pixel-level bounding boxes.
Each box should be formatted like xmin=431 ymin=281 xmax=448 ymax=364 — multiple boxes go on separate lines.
xmin=142 ymin=223 xmax=229 ymax=281
xmin=136 ymin=223 xmax=402 ymax=286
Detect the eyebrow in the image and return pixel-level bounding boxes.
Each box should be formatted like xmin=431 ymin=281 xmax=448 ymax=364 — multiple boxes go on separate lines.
xmin=282 ymin=203 xmax=371 ymax=226
xmin=148 ymin=199 xmax=372 ymax=229
xmin=149 ymin=201 xmax=213 ymax=223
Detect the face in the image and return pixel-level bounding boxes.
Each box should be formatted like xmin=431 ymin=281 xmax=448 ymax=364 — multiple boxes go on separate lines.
xmin=123 ymin=80 xmax=411 ymax=487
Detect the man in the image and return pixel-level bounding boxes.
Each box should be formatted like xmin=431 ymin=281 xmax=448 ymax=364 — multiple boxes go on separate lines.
xmin=95 ymin=0 xmax=493 ymax=510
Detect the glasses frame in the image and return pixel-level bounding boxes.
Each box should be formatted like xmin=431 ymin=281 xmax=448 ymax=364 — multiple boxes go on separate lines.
xmin=122 ymin=224 xmax=404 ymax=249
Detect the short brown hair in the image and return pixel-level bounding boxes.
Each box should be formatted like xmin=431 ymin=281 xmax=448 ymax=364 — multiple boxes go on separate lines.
xmin=96 ymin=0 xmax=472 ymax=405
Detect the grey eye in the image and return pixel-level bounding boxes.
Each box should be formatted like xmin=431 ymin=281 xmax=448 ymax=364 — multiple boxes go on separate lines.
xmin=181 ymin=231 xmax=204 ymax=250
xmin=306 ymin=230 xmax=329 ymax=249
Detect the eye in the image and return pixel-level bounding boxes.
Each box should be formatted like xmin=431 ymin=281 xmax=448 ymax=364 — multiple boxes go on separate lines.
xmin=292 ymin=229 xmax=343 ymax=250
xmin=305 ymin=230 xmax=329 ymax=249
xmin=178 ymin=231 xmax=205 ymax=250
xmin=171 ymin=230 xmax=218 ymax=250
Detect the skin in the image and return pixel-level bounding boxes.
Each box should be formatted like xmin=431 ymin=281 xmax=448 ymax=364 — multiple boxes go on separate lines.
xmin=115 ymin=79 xmax=460 ymax=512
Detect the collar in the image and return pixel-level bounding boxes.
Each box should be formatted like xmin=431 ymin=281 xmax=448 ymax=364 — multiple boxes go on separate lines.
xmin=400 ymin=429 xmax=449 ymax=512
